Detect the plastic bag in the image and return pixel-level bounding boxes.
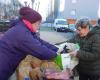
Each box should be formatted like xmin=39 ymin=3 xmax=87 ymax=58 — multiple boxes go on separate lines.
xmin=55 ymin=43 xmax=79 ymax=70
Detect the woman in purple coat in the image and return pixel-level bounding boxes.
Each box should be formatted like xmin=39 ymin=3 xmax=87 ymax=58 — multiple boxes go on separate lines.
xmin=0 ymin=7 xmax=59 ymax=80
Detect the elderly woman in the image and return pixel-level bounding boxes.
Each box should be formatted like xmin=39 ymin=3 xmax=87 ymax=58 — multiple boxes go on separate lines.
xmin=68 ymin=18 xmax=100 ymax=80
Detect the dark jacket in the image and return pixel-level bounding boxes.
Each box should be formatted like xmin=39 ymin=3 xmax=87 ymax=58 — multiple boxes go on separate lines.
xmin=69 ymin=26 xmax=100 ymax=75
xmin=0 ymin=19 xmax=58 ymax=80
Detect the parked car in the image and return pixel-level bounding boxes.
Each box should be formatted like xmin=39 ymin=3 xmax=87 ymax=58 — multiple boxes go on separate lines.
xmin=0 ymin=19 xmax=10 ymax=24
xmin=53 ymin=19 xmax=69 ymax=32
xmin=0 ymin=19 xmax=10 ymax=32
xmin=68 ymin=24 xmax=76 ymax=32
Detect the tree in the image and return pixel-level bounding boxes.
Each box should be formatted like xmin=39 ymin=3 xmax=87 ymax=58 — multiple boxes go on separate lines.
xmin=31 ymin=0 xmax=35 ymax=8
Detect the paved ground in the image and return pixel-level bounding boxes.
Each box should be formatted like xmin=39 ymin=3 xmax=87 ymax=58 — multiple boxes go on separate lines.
xmin=40 ymin=26 xmax=76 ymax=44
xmin=40 ymin=31 xmax=74 ymax=44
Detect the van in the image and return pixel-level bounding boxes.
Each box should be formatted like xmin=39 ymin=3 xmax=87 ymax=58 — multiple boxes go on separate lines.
xmin=53 ymin=19 xmax=69 ymax=32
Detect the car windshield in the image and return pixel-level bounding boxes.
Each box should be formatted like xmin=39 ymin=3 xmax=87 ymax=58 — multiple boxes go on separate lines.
xmin=56 ymin=20 xmax=67 ymax=25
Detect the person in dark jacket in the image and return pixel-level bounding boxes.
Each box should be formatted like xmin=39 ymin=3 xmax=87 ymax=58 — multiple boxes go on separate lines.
xmin=68 ymin=18 xmax=100 ymax=80
xmin=97 ymin=18 xmax=100 ymax=27
xmin=0 ymin=7 xmax=61 ymax=80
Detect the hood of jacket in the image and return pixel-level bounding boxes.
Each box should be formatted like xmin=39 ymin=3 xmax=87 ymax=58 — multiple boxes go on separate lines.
xmin=9 ymin=18 xmax=22 ymax=27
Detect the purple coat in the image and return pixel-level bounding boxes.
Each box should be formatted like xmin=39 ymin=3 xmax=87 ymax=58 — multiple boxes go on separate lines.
xmin=0 ymin=19 xmax=58 ymax=80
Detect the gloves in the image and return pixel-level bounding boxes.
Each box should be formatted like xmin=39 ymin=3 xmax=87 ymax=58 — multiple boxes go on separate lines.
xmin=56 ymin=42 xmax=80 ymax=54
xmin=56 ymin=43 xmax=67 ymax=54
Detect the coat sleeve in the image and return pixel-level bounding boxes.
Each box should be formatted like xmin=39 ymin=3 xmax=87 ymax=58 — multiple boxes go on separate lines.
xmin=67 ymin=34 xmax=80 ymax=43
xmin=78 ymin=34 xmax=100 ymax=61
xmin=19 ymin=33 xmax=58 ymax=60
xmin=36 ymin=36 xmax=58 ymax=52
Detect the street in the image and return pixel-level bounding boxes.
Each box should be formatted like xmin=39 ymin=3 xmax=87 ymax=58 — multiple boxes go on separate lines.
xmin=40 ymin=26 xmax=75 ymax=44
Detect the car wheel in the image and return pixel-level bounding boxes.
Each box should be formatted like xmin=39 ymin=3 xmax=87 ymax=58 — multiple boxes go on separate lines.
xmin=54 ymin=28 xmax=56 ymax=31
xmin=56 ymin=28 xmax=59 ymax=32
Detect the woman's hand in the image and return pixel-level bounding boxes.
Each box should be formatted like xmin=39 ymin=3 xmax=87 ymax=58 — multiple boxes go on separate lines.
xmin=69 ymin=50 xmax=78 ymax=57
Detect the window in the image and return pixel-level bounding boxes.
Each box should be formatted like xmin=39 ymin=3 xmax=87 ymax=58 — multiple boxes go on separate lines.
xmin=56 ymin=21 xmax=67 ymax=25
xmin=72 ymin=0 xmax=77 ymax=4
xmin=70 ymin=9 xmax=76 ymax=16
xmin=59 ymin=0 xmax=65 ymax=12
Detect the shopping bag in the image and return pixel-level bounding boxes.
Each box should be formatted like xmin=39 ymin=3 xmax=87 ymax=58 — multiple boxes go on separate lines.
xmin=55 ymin=43 xmax=79 ymax=70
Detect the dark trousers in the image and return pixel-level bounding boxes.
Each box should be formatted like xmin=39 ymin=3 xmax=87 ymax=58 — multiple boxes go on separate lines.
xmin=79 ymin=72 xmax=100 ymax=80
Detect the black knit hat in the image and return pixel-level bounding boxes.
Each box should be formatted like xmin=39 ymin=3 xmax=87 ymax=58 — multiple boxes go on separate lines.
xmin=19 ymin=7 xmax=42 ymax=23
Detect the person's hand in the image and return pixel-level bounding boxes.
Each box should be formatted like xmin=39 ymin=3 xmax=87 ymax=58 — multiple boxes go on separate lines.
xmin=69 ymin=50 xmax=78 ymax=57
xmin=65 ymin=43 xmax=74 ymax=52
xmin=56 ymin=42 xmax=76 ymax=54
xmin=65 ymin=42 xmax=79 ymax=52
xmin=56 ymin=43 xmax=66 ymax=54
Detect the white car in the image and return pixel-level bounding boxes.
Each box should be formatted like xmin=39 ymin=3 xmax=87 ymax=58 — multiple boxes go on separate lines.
xmin=53 ymin=19 xmax=69 ymax=32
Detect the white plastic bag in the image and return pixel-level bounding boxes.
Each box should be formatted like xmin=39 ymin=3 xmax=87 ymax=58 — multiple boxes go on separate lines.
xmin=61 ymin=53 xmax=78 ymax=70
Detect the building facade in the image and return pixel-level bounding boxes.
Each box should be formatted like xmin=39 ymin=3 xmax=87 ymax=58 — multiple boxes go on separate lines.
xmin=57 ymin=0 xmax=99 ymax=20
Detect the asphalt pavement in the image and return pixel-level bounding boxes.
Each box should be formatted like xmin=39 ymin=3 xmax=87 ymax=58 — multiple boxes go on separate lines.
xmin=40 ymin=26 xmax=75 ymax=44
